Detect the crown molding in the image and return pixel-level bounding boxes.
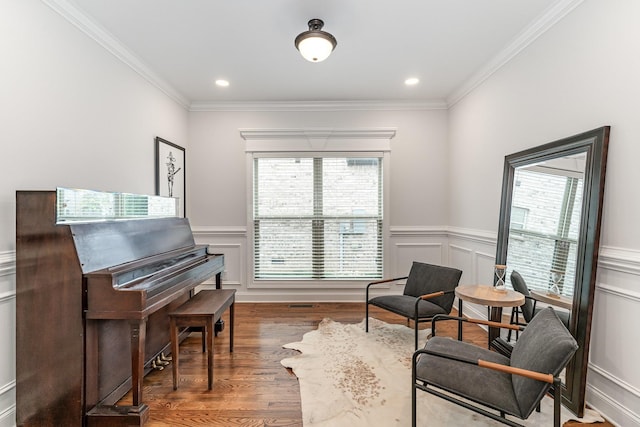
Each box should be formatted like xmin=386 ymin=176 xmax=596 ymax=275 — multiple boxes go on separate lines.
xmin=42 ymin=0 xmax=190 ymax=109
xmin=447 ymin=0 xmax=585 ymax=107
xmin=239 ymin=128 xmax=396 ymax=141
xmin=189 ymin=100 xmax=448 ymax=112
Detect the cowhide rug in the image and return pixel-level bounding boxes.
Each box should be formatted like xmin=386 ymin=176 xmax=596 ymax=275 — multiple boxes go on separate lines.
xmin=281 ymin=318 xmax=603 ymax=427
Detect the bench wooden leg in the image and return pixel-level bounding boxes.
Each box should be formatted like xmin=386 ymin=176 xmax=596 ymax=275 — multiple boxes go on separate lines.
xmin=229 ymin=303 xmax=234 ymax=353
xmin=206 ymin=318 xmax=214 ymax=390
xmin=170 ymin=317 xmax=179 ymax=390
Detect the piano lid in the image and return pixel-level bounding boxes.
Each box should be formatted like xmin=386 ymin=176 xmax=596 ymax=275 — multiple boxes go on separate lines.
xmin=70 ymin=217 xmax=197 ymax=274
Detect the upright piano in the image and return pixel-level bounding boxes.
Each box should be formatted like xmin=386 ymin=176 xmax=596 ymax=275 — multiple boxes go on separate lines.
xmin=16 ymin=190 xmax=224 ymax=426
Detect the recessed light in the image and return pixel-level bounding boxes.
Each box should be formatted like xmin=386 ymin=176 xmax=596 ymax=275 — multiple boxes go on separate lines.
xmin=405 ymin=77 xmax=419 ymax=86
xmin=215 ymin=79 xmax=229 ymax=87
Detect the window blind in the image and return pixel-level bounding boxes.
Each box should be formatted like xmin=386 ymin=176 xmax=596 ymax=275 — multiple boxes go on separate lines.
xmin=253 ymin=156 xmax=383 ymax=280
xmin=505 ymin=168 xmax=583 ymax=298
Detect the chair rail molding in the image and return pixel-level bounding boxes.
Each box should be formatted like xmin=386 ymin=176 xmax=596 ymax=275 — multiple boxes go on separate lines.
xmin=447 ymin=226 xmax=497 ymax=245
xmin=0 ymin=251 xmax=15 ymax=278
xmin=389 ymin=226 xmax=448 ymax=238
xmin=191 ymin=226 xmax=247 ymax=238
xmin=598 ymin=246 xmax=640 ymax=275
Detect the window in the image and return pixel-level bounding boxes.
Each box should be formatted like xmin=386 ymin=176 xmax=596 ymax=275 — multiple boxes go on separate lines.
xmin=253 ymin=155 xmax=383 ymax=280
xmin=509 ymin=206 xmax=528 ymax=230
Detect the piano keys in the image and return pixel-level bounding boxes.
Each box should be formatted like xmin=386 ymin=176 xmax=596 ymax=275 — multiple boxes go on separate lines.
xmin=16 ymin=190 xmax=224 ymax=426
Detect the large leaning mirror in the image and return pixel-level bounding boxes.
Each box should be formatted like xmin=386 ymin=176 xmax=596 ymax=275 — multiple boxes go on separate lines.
xmin=495 ymin=126 xmax=609 ymax=417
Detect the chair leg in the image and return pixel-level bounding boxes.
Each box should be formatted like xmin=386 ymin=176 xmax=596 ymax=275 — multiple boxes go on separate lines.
xmin=415 ymin=322 xmax=419 ymax=350
xmin=365 ymin=302 xmax=369 ymax=332
xmin=553 ymin=377 xmax=562 ymax=427
xmin=411 ymin=362 xmax=417 ymax=427
xmin=507 ymin=309 xmax=515 ymax=342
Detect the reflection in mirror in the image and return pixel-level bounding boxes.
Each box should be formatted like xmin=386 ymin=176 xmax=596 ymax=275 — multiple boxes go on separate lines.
xmin=506 ymin=153 xmax=586 ymax=301
xmin=495 ymin=127 xmax=609 ymax=417
xmin=56 ymin=187 xmax=179 ymax=224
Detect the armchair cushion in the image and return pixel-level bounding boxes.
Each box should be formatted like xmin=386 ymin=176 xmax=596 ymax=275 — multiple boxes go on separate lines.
xmin=416 ymin=337 xmax=521 ymax=416
xmin=510 ymin=307 xmax=578 ymax=417
xmin=368 ymin=295 xmax=447 ymax=319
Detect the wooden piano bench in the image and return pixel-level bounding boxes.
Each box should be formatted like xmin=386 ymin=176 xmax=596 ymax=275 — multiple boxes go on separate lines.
xmin=169 ymin=289 xmax=235 ymax=390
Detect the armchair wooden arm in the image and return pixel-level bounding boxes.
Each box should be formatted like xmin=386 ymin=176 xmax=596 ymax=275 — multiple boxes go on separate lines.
xmin=419 ymin=291 xmax=445 ymax=300
xmin=414 ymin=290 xmax=455 ymax=326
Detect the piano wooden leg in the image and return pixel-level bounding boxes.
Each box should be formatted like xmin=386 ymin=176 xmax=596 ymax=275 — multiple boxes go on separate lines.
xmin=171 ymin=316 xmax=180 ymax=390
xmin=130 ymin=319 xmax=147 ymax=407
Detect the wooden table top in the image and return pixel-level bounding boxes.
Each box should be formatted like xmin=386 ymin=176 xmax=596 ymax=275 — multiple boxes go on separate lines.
xmin=530 ymin=290 xmax=573 ymax=310
xmin=455 ymin=284 xmax=525 ymax=307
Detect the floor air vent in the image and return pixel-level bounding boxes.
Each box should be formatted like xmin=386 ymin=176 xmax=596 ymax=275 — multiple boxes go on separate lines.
xmin=288 ymin=304 xmax=315 ymax=308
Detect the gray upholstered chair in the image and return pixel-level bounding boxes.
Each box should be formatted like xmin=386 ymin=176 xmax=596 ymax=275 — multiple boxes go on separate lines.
xmin=509 ymin=270 xmax=570 ymax=342
xmin=365 ymin=261 xmax=462 ymax=349
xmin=412 ymin=307 xmax=578 ymax=427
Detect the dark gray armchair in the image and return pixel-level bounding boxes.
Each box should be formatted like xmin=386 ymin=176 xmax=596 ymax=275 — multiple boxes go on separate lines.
xmin=412 ymin=307 xmax=578 ymax=427
xmin=509 ymin=270 xmax=570 ymax=341
xmin=365 ymin=261 xmax=462 ymax=349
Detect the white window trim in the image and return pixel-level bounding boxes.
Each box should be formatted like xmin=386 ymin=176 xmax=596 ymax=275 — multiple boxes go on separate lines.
xmin=241 ymin=127 xmax=394 ymax=289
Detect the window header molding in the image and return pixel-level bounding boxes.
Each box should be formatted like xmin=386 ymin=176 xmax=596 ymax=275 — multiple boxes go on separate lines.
xmin=239 ymin=127 xmax=396 ymax=152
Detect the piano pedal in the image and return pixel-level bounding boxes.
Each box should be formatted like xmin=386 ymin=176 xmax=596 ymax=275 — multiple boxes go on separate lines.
xmin=155 ymin=355 xmax=169 ymax=367
xmin=160 ymin=352 xmax=172 ymax=362
xmin=151 ymin=359 xmax=164 ymax=371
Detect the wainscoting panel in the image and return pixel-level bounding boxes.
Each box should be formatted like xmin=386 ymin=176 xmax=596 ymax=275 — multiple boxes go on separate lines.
xmin=449 ymin=244 xmax=472 ymax=283
xmin=0 ymin=251 xmax=15 ymax=427
xmin=0 ymin=380 xmax=15 ymax=427
xmin=475 ymin=251 xmax=497 ymax=285
xmin=193 ymin=227 xmax=246 ymax=290
xmin=587 ymin=269 xmax=640 ymax=426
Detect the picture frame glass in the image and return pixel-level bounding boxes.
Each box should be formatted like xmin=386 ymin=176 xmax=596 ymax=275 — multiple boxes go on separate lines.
xmin=155 ymin=137 xmax=185 ymax=217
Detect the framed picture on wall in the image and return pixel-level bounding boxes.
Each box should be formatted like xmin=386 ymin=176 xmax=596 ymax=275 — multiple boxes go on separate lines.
xmin=155 ymin=136 xmax=185 ymax=217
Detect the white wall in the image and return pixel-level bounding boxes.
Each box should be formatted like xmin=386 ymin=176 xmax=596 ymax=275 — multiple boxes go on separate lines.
xmin=188 ymin=108 xmax=454 ymax=300
xmin=448 ymin=1 xmax=640 ymax=425
xmin=188 ymin=109 xmax=449 ymax=229
xmin=0 ymin=1 xmax=188 ymax=424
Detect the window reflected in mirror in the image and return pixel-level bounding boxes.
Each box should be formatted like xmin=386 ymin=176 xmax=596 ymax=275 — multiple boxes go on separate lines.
xmin=505 ymin=153 xmax=586 ymax=300
xmin=56 ymin=187 xmax=178 ymax=223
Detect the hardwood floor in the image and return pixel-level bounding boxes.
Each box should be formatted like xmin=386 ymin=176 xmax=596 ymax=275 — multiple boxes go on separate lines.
xmin=117 ymin=303 xmax=610 ymax=426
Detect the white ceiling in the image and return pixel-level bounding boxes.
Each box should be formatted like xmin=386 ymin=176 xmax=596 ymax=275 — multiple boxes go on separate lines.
xmin=55 ymin=0 xmax=578 ymax=108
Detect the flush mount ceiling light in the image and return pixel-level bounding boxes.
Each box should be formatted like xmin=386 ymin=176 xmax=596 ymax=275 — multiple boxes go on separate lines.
xmin=294 ymin=19 xmax=337 ymax=62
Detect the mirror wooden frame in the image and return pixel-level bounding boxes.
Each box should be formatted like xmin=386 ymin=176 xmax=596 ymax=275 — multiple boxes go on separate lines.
xmin=495 ymin=126 xmax=610 ymax=417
